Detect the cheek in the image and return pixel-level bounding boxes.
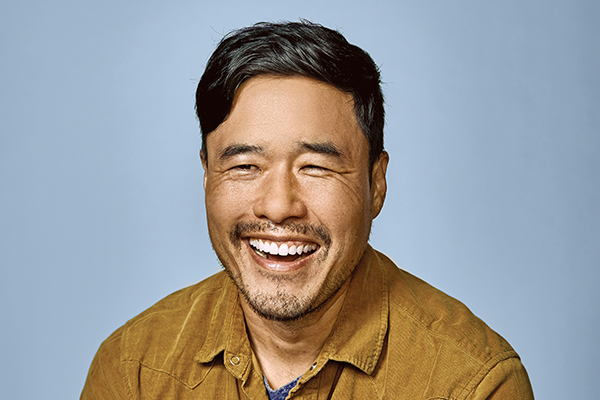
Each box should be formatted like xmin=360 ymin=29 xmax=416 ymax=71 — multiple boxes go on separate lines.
xmin=206 ymin=180 xmax=251 ymax=216
xmin=205 ymin=181 xmax=261 ymax=256
xmin=303 ymin=179 xmax=372 ymax=235
xmin=205 ymin=186 xmax=237 ymax=241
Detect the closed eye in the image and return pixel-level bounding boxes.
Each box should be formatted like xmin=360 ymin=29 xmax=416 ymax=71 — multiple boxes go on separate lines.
xmin=228 ymin=164 xmax=261 ymax=178
xmin=301 ymin=165 xmax=333 ymax=176
xmin=233 ymin=164 xmax=259 ymax=171
xmin=302 ymin=165 xmax=328 ymax=170
xmin=229 ymin=164 xmax=261 ymax=180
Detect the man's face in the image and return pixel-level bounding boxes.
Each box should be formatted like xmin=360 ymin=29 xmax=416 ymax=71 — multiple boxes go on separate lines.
xmin=202 ymin=76 xmax=387 ymax=321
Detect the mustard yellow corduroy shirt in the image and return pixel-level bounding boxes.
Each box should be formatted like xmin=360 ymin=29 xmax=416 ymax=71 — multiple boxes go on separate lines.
xmin=81 ymin=247 xmax=533 ymax=399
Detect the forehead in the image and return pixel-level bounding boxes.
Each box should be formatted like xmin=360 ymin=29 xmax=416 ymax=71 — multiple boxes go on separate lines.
xmin=206 ymin=76 xmax=367 ymax=158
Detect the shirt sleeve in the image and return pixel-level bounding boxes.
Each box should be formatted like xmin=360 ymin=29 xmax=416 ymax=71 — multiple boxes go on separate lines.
xmin=465 ymin=356 xmax=534 ymax=400
xmin=80 ymin=327 xmax=131 ymax=400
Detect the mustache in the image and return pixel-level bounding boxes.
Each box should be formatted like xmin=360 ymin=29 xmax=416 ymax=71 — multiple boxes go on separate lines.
xmin=229 ymin=221 xmax=332 ymax=249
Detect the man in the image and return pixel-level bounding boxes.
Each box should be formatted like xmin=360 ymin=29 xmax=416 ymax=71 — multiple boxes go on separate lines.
xmin=82 ymin=21 xmax=533 ymax=399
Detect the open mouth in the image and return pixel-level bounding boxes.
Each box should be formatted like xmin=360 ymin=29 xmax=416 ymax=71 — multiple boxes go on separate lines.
xmin=248 ymin=238 xmax=318 ymax=262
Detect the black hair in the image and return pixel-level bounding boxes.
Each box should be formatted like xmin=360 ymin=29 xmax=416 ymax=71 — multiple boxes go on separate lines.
xmin=195 ymin=21 xmax=384 ymax=170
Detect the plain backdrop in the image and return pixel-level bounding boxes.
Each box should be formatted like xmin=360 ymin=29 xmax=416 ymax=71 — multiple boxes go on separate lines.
xmin=1 ymin=1 xmax=598 ymax=398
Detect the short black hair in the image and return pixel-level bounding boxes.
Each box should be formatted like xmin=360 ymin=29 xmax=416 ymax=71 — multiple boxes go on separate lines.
xmin=195 ymin=21 xmax=385 ymax=170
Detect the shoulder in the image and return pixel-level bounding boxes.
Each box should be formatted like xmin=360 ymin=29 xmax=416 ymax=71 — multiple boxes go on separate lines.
xmin=97 ymin=271 xmax=231 ymax=368
xmin=126 ymin=271 xmax=230 ymax=354
xmin=372 ymin=250 xmax=532 ymax=398
xmin=375 ymin=250 xmax=515 ymax=360
xmin=127 ymin=271 xmax=228 ymax=327
xmin=82 ymin=272 xmax=235 ymax=397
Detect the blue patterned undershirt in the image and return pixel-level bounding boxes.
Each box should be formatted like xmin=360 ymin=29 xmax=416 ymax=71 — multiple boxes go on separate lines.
xmin=263 ymin=375 xmax=301 ymax=400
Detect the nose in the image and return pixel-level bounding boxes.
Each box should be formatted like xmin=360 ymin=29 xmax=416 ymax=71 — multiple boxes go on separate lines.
xmin=252 ymin=168 xmax=307 ymax=224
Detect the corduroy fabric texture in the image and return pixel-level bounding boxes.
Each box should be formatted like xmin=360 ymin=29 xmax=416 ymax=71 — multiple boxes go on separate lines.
xmin=81 ymin=246 xmax=534 ymax=399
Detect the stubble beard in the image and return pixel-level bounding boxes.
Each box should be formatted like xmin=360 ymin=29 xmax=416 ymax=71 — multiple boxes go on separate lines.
xmin=218 ymin=220 xmax=363 ymax=323
xmin=224 ymin=251 xmax=359 ymax=323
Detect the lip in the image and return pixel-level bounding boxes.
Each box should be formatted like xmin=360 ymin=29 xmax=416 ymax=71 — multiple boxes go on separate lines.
xmin=243 ymin=237 xmax=319 ymax=272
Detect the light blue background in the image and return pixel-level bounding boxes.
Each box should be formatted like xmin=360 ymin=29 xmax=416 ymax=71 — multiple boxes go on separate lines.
xmin=1 ymin=1 xmax=598 ymax=398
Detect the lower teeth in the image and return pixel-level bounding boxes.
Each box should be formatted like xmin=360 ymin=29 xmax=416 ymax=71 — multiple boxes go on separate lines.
xmin=253 ymin=248 xmax=313 ymax=261
xmin=256 ymin=249 xmax=268 ymax=259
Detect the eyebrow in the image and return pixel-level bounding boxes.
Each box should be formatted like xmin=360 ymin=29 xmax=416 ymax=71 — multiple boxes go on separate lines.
xmin=299 ymin=142 xmax=346 ymax=158
xmin=218 ymin=144 xmax=264 ymax=160
xmin=217 ymin=141 xmax=345 ymax=160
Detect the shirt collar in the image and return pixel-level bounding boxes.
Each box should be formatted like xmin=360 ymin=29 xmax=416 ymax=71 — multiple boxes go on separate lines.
xmin=194 ymin=245 xmax=389 ymax=377
xmin=317 ymin=246 xmax=388 ymax=375
xmin=194 ymin=275 xmax=254 ymax=381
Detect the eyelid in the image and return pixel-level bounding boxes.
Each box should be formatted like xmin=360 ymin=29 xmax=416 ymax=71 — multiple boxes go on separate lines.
xmin=226 ymin=164 xmax=261 ymax=180
xmin=303 ymin=164 xmax=329 ymax=170
xmin=233 ymin=164 xmax=259 ymax=170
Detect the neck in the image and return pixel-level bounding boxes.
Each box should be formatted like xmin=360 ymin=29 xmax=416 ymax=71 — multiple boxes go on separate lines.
xmin=240 ymin=279 xmax=350 ymax=390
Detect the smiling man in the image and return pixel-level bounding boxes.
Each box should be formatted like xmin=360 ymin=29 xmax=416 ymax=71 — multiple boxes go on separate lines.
xmin=82 ymin=22 xmax=533 ymax=399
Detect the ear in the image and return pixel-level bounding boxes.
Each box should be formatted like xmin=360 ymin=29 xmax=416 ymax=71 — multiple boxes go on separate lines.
xmin=200 ymin=150 xmax=208 ymax=191
xmin=370 ymin=151 xmax=389 ymax=219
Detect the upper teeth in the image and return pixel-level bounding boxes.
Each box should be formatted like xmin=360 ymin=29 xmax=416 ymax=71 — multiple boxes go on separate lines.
xmin=249 ymin=239 xmax=317 ymax=256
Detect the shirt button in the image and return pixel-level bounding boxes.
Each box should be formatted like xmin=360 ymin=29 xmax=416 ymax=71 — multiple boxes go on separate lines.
xmin=310 ymin=362 xmax=317 ymax=371
xmin=230 ymin=356 xmax=241 ymax=366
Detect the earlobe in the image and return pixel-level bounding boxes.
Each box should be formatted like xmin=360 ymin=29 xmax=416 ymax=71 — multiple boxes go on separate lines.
xmin=371 ymin=151 xmax=389 ymax=218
